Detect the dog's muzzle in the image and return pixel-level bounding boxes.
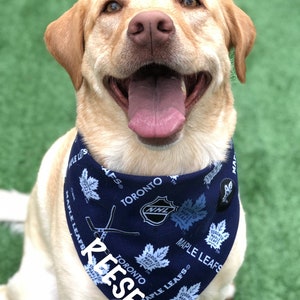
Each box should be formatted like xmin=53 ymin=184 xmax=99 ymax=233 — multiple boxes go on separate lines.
xmin=104 ymin=11 xmax=212 ymax=143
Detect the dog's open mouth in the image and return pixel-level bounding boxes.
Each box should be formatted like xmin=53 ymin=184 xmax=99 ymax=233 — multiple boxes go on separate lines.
xmin=105 ymin=64 xmax=211 ymax=142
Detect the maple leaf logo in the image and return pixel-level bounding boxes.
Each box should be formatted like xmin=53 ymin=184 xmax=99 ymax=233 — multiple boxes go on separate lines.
xmin=135 ymin=244 xmax=170 ymax=272
xmin=171 ymin=283 xmax=201 ymax=300
xmin=171 ymin=194 xmax=208 ymax=231
xmin=205 ymin=220 xmax=230 ymax=251
xmin=79 ymin=168 xmax=100 ymax=202
xmin=83 ymin=256 xmax=109 ymax=285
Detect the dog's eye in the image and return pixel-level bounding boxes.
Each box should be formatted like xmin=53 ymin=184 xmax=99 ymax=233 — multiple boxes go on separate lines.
xmin=180 ymin=0 xmax=202 ymax=8
xmin=103 ymin=1 xmax=122 ymax=13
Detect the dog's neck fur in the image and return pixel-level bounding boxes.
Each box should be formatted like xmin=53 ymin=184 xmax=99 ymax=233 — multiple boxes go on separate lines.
xmin=76 ymin=80 xmax=236 ymax=176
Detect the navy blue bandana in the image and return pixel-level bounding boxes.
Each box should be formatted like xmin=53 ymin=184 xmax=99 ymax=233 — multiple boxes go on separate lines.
xmin=64 ymin=134 xmax=240 ymax=300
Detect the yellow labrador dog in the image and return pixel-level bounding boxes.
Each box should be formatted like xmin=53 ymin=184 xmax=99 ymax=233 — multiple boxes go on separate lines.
xmin=0 ymin=0 xmax=255 ymax=299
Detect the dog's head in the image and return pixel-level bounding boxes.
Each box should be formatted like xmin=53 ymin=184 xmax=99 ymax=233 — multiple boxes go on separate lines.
xmin=45 ymin=0 xmax=255 ymax=174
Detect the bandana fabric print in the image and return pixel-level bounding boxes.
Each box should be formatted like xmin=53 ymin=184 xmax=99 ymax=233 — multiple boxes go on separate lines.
xmin=64 ymin=134 xmax=240 ymax=300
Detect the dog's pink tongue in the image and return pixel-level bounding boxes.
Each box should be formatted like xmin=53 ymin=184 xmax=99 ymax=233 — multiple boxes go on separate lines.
xmin=128 ymin=76 xmax=186 ymax=138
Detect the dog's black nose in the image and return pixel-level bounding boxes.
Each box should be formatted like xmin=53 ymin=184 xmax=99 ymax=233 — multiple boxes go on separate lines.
xmin=127 ymin=11 xmax=175 ymax=48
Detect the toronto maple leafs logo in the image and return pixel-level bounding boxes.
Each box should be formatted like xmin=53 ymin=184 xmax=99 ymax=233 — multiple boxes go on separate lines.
xmin=135 ymin=244 xmax=170 ymax=272
xmin=171 ymin=194 xmax=208 ymax=231
xmin=79 ymin=168 xmax=100 ymax=202
xmin=83 ymin=255 xmax=110 ymax=285
xmin=171 ymin=283 xmax=201 ymax=300
xmin=205 ymin=220 xmax=230 ymax=251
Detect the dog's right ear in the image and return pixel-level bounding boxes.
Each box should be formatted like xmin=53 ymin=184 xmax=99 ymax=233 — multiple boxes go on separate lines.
xmin=44 ymin=3 xmax=86 ymax=90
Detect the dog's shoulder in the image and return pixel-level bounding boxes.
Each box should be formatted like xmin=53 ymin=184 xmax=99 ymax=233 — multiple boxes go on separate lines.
xmin=36 ymin=128 xmax=77 ymax=200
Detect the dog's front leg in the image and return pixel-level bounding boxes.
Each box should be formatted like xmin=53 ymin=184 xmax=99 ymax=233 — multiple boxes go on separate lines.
xmin=2 ymin=186 xmax=59 ymax=300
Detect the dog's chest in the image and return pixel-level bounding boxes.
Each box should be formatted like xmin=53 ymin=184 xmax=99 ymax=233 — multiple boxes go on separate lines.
xmin=64 ymin=134 xmax=240 ymax=299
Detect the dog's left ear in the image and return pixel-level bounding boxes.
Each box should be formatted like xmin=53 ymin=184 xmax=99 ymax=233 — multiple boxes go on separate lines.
xmin=223 ymin=2 xmax=256 ymax=83
xmin=44 ymin=2 xmax=86 ymax=90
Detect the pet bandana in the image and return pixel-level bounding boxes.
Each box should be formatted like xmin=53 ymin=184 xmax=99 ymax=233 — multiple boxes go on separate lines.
xmin=64 ymin=134 xmax=240 ymax=300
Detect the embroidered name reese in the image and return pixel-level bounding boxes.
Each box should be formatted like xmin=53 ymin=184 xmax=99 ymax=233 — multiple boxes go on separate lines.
xmin=81 ymin=238 xmax=145 ymax=299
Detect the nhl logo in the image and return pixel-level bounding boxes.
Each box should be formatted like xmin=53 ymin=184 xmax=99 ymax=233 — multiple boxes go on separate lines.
xmin=140 ymin=196 xmax=177 ymax=226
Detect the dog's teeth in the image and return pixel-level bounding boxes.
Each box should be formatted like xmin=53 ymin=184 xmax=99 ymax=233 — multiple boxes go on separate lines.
xmin=181 ymin=78 xmax=187 ymax=95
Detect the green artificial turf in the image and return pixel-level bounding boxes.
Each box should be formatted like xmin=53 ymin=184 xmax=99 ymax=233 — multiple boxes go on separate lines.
xmin=1 ymin=0 xmax=300 ymax=299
